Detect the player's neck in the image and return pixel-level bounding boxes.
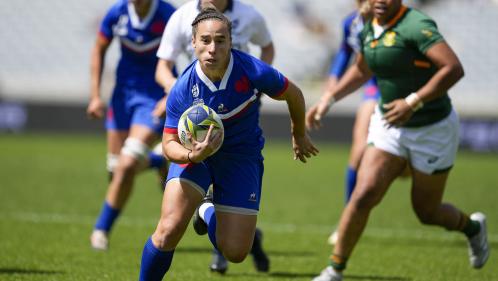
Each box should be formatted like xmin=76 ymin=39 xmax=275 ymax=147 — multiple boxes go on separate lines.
xmin=202 ymin=68 xmax=226 ymax=82
xmin=201 ymin=60 xmax=230 ymax=82
xmin=135 ymin=0 xmax=152 ymax=19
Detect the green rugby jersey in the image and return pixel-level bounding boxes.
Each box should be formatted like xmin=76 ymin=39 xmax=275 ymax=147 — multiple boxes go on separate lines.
xmin=360 ymin=6 xmax=452 ymax=127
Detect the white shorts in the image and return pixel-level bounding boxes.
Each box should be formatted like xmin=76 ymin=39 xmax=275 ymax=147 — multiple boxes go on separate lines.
xmin=367 ymin=107 xmax=459 ymax=175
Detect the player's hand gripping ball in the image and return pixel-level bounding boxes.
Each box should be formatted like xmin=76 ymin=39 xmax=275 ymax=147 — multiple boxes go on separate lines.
xmin=178 ymin=104 xmax=224 ymax=155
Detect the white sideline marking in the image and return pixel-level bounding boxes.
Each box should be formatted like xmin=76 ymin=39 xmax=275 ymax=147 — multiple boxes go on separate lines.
xmin=1 ymin=212 xmax=497 ymax=242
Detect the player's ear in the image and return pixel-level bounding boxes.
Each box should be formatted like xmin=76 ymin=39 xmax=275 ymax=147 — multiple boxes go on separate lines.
xmin=191 ymin=35 xmax=196 ymax=48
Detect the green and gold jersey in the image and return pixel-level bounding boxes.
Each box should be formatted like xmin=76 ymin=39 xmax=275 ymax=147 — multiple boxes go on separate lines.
xmin=360 ymin=6 xmax=452 ymax=127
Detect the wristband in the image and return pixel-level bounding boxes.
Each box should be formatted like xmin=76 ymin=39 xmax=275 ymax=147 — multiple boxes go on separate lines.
xmin=405 ymin=93 xmax=424 ymax=112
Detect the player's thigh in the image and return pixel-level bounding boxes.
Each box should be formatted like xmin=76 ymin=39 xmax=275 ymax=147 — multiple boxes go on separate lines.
xmin=353 ymin=146 xmax=407 ymax=207
xmin=128 ymin=124 xmax=160 ymax=147
xmin=210 ymin=154 xmax=263 ymax=215
xmin=410 ymin=162 xmax=451 ymax=213
xmin=153 ymin=178 xmax=204 ymax=250
xmin=107 ymin=130 xmax=128 ymax=154
xmin=129 ymin=102 xmax=164 ymax=145
xmin=216 ymin=212 xmax=257 ymax=255
xmin=349 ymin=100 xmax=377 ymax=168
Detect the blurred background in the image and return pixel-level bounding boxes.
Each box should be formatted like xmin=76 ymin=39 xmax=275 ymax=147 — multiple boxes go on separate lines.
xmin=0 ymin=0 xmax=497 ymax=151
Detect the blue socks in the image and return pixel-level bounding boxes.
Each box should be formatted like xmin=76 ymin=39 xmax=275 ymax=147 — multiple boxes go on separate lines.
xmin=148 ymin=152 xmax=166 ymax=169
xmin=202 ymin=205 xmax=218 ymax=249
xmin=139 ymin=237 xmax=174 ymax=281
xmin=94 ymin=201 xmax=120 ymax=232
xmin=345 ymin=166 xmax=357 ymax=203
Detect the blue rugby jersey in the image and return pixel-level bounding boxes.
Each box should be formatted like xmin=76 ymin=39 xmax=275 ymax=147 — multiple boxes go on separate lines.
xmin=329 ymin=11 xmax=363 ymax=77
xmin=164 ymin=49 xmax=288 ymax=157
xmin=328 ymin=11 xmax=379 ymax=100
xmin=99 ymin=0 xmax=175 ymax=93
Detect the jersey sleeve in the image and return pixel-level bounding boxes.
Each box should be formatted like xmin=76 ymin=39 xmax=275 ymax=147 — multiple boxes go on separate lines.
xmin=157 ymin=9 xmax=185 ymax=61
xmin=248 ymin=11 xmax=273 ymax=47
xmin=409 ymin=17 xmax=444 ymax=54
xmin=99 ymin=4 xmax=120 ymax=41
xmin=329 ymin=17 xmax=354 ymax=78
xmin=163 ymin=84 xmax=185 ymax=134
xmin=240 ymin=52 xmax=288 ymax=98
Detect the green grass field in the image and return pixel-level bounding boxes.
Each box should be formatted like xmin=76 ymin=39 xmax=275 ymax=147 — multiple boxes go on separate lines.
xmin=0 ymin=133 xmax=496 ymax=281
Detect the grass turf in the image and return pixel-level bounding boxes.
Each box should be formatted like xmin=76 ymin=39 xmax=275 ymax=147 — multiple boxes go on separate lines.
xmin=0 ymin=133 xmax=496 ymax=281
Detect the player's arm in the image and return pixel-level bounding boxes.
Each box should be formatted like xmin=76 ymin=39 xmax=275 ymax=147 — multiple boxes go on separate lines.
xmin=306 ymin=53 xmax=373 ymax=130
xmin=412 ymin=41 xmax=463 ymax=102
xmin=87 ymin=34 xmax=111 ymax=119
xmin=162 ymin=126 xmax=222 ymax=164
xmin=152 ymin=59 xmax=177 ymax=119
xmin=259 ymin=42 xmax=275 ymax=65
xmin=162 ymin=132 xmax=191 ymax=164
xmin=155 ymin=59 xmax=177 ymax=95
xmin=272 ymin=80 xmax=319 ymax=163
xmin=383 ymin=41 xmax=464 ymax=126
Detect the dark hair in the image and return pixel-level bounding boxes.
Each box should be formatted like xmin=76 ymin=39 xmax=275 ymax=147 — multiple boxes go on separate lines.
xmin=191 ymin=5 xmax=232 ymax=39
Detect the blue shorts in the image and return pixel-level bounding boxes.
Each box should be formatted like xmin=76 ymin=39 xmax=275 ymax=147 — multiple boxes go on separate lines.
xmin=106 ymin=85 xmax=164 ymax=135
xmin=362 ymin=78 xmax=380 ymax=101
xmin=166 ymin=152 xmax=264 ymax=215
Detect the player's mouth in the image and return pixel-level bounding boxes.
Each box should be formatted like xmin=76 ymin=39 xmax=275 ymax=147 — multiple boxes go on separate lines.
xmin=373 ymin=3 xmax=388 ymax=16
xmin=206 ymin=58 xmax=217 ymax=64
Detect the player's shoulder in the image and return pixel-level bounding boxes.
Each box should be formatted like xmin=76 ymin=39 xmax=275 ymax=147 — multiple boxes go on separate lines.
xmin=232 ymin=49 xmax=259 ymax=65
xmin=157 ymin=0 xmax=176 ymax=13
xmin=343 ymin=11 xmax=359 ymax=26
xmin=167 ymin=0 xmax=197 ymax=24
xmin=106 ymin=0 xmax=128 ymax=16
xmin=232 ymin=0 xmax=263 ymax=19
xmin=174 ymin=0 xmax=198 ymax=16
xmin=175 ymin=61 xmax=198 ymax=87
xmin=402 ymin=7 xmax=437 ymax=26
xmin=398 ymin=7 xmax=439 ymax=36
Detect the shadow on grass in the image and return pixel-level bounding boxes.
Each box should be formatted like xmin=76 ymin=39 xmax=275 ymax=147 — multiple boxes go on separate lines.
xmin=175 ymin=246 xmax=315 ymax=257
xmin=174 ymin=246 xmax=212 ymax=254
xmin=345 ymin=274 xmax=411 ymax=281
xmin=228 ymin=272 xmax=411 ymax=280
xmin=0 ymin=267 xmax=64 ymax=275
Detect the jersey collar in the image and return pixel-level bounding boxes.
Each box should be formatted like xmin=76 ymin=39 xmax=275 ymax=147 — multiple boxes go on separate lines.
xmin=372 ymin=5 xmax=408 ymax=29
xmin=128 ymin=0 xmax=158 ymax=30
xmin=195 ymin=52 xmax=234 ymax=92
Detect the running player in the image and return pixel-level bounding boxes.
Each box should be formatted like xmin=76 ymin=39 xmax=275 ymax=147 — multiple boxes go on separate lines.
xmin=87 ymin=0 xmax=175 ymax=251
xmin=137 ymin=7 xmax=317 ymax=280
xmin=308 ymin=0 xmax=380 ymax=245
xmin=309 ymin=1 xmax=489 ymax=280
xmin=154 ymin=0 xmax=274 ymax=273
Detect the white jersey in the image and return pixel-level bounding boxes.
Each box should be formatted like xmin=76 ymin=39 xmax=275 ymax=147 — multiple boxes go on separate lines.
xmin=157 ymin=0 xmax=272 ymax=62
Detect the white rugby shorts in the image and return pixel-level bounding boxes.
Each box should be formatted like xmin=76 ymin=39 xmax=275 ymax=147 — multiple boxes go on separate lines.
xmin=367 ymin=107 xmax=459 ymax=174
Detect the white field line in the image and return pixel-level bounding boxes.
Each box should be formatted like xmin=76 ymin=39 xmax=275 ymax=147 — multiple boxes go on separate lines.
xmin=1 ymin=211 xmax=497 ymax=243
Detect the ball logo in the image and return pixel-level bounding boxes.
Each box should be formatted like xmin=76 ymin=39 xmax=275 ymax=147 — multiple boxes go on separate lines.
xmin=192 ymin=84 xmax=199 ymax=98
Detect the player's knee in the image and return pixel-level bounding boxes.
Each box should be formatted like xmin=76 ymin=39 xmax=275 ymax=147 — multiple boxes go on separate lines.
xmin=351 ymin=184 xmax=382 ymax=211
xmin=414 ymin=208 xmax=438 ymax=225
xmin=120 ymin=137 xmax=149 ymax=170
xmin=106 ymin=153 xmax=120 ymax=173
xmin=222 ymin=248 xmax=249 ymax=263
xmin=218 ymin=240 xmax=250 ymax=263
xmin=153 ymin=219 xmax=183 ymax=250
